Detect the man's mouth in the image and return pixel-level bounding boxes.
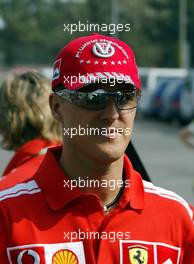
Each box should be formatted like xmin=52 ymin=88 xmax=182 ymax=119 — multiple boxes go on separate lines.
xmin=99 ymin=127 xmax=123 ymax=138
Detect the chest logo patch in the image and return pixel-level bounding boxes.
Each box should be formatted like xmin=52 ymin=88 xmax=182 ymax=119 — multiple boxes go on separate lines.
xmin=120 ymin=240 xmax=181 ymax=264
xmin=52 ymin=249 xmax=78 ymax=264
xmin=7 ymin=242 xmax=85 ymax=264
xmin=17 ymin=249 xmax=41 ymax=263
xmin=128 ymin=246 xmax=148 ymax=264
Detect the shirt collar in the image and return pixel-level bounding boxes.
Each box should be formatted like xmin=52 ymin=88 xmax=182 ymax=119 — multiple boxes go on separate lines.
xmin=123 ymin=154 xmax=145 ymax=210
xmin=15 ymin=138 xmax=59 ymax=157
xmin=34 ymin=146 xmax=145 ymax=211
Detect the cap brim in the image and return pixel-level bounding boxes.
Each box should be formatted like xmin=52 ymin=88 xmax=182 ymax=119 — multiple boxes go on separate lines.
xmin=63 ymin=72 xmax=141 ymax=90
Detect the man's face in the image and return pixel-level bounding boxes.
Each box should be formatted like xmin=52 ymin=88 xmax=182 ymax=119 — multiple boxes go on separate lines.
xmin=50 ymin=83 xmax=138 ymax=163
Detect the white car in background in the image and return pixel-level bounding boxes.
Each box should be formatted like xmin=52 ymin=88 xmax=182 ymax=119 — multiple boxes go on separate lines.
xmin=138 ymin=68 xmax=191 ymax=118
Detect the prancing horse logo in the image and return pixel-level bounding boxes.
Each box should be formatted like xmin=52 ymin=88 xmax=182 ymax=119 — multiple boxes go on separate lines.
xmin=133 ymin=250 xmax=145 ymax=264
xmin=128 ymin=247 xmax=148 ymax=264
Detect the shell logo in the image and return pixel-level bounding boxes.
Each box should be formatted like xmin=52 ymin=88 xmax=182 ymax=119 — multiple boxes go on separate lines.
xmin=52 ymin=249 xmax=79 ymax=264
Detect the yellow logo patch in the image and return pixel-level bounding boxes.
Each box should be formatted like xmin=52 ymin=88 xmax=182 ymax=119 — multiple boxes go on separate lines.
xmin=52 ymin=249 xmax=79 ymax=264
xmin=128 ymin=246 xmax=148 ymax=264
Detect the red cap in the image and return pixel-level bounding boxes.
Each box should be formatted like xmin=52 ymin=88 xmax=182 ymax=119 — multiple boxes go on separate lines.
xmin=52 ymin=33 xmax=141 ymax=90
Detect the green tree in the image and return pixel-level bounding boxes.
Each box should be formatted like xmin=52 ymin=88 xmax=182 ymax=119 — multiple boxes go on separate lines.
xmin=0 ymin=0 xmax=193 ymax=67
xmin=0 ymin=0 xmax=87 ymax=65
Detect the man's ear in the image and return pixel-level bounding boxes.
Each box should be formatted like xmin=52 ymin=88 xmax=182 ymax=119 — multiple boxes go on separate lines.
xmin=49 ymin=93 xmax=63 ymax=122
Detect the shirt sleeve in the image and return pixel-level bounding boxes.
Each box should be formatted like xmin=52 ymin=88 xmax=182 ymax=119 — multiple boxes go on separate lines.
xmin=182 ymin=231 xmax=194 ymax=263
xmin=181 ymin=206 xmax=194 ymax=263
xmin=0 ymin=205 xmax=10 ymax=263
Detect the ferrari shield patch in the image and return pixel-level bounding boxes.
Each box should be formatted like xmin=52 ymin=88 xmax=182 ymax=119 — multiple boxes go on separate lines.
xmin=128 ymin=246 xmax=148 ymax=264
xmin=120 ymin=240 xmax=181 ymax=264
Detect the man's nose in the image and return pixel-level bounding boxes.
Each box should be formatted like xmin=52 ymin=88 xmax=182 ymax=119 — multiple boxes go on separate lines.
xmin=99 ymin=98 xmax=119 ymax=121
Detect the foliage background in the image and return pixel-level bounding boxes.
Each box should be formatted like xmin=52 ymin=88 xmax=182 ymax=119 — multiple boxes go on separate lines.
xmin=0 ymin=0 xmax=193 ymax=68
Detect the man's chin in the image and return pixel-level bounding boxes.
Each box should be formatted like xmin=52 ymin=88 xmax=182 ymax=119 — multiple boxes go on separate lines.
xmin=75 ymin=138 xmax=127 ymax=163
xmin=91 ymin=145 xmax=125 ymax=164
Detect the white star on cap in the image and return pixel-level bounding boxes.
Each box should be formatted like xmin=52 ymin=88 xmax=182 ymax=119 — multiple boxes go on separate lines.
xmin=94 ymin=60 xmax=99 ymax=64
xmin=86 ymin=60 xmax=91 ymax=64
xmin=79 ymin=60 xmax=84 ymax=64
xmin=111 ymin=61 xmax=115 ymax=65
xmin=118 ymin=61 xmax=122 ymax=65
xmin=123 ymin=60 xmax=127 ymax=64
xmin=102 ymin=61 xmax=107 ymax=65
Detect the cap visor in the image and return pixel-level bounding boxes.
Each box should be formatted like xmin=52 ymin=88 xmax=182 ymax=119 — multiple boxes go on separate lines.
xmin=63 ymin=72 xmax=139 ymax=90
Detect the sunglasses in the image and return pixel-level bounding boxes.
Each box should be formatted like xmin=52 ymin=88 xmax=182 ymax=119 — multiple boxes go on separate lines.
xmin=55 ymin=88 xmax=140 ymax=111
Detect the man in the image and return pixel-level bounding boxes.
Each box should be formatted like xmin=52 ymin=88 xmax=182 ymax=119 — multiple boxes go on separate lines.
xmin=180 ymin=119 xmax=194 ymax=149
xmin=0 ymin=33 xmax=193 ymax=263
xmin=179 ymin=120 xmax=194 ymax=214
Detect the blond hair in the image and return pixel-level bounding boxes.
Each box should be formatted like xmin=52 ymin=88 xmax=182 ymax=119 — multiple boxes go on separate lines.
xmin=0 ymin=71 xmax=62 ymax=150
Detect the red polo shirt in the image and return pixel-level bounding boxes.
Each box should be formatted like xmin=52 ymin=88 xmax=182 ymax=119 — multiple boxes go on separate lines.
xmin=0 ymin=147 xmax=193 ymax=263
xmin=2 ymin=138 xmax=60 ymax=176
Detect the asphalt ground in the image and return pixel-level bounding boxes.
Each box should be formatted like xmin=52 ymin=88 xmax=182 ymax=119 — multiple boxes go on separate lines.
xmin=133 ymin=119 xmax=194 ymax=204
xmin=0 ymin=119 xmax=193 ymax=204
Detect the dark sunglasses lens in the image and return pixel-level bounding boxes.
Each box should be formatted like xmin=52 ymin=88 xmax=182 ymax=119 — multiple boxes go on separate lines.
xmin=117 ymin=91 xmax=137 ymax=110
xmin=58 ymin=89 xmax=138 ymax=111
xmin=72 ymin=92 xmax=108 ymax=110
